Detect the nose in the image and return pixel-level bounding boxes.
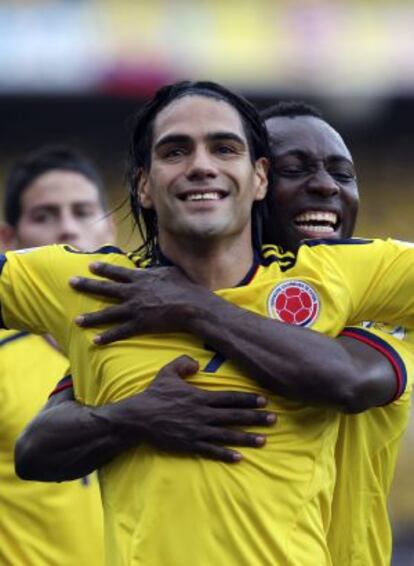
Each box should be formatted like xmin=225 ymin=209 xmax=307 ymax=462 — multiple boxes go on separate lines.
xmin=186 ymin=147 xmax=218 ymax=181
xmin=306 ymin=168 xmax=339 ymax=198
xmin=57 ymin=211 xmax=81 ymax=244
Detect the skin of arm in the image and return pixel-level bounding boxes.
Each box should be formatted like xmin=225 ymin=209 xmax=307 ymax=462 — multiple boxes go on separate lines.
xmin=71 ymin=262 xmax=398 ymax=413
xmin=15 ymin=356 xmax=276 ymax=482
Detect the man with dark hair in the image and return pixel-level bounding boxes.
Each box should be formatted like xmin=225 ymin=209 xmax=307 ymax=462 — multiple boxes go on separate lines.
xmin=262 ymin=102 xmax=413 ymax=565
xmin=3 ymin=82 xmax=414 ymax=564
xmin=2 ymin=145 xmax=110 ymax=250
xmin=0 ymin=145 xmax=114 ymax=565
xmin=20 ymin=100 xmax=412 ymax=565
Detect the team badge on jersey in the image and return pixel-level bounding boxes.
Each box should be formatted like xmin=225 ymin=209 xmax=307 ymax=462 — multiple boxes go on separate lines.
xmin=268 ymin=280 xmax=320 ymax=327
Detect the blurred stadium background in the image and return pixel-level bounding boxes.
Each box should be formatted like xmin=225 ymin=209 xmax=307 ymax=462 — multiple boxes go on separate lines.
xmin=0 ymin=1 xmax=413 ymax=564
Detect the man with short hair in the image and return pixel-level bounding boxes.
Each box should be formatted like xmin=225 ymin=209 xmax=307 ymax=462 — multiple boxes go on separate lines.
xmin=0 ymin=145 xmax=112 ymax=565
xmin=262 ymin=102 xmax=413 ymax=565
xmin=4 ymin=82 xmax=414 ymax=564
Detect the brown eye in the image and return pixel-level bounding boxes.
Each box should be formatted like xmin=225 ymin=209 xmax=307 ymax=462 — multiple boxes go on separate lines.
xmin=163 ymin=147 xmax=187 ymax=159
xmin=216 ymin=144 xmax=236 ymax=154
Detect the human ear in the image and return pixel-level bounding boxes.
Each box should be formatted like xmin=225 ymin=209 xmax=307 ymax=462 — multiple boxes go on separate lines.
xmin=137 ymin=170 xmax=154 ymax=209
xmin=253 ymin=157 xmax=269 ymax=201
xmin=0 ymin=223 xmax=17 ymax=252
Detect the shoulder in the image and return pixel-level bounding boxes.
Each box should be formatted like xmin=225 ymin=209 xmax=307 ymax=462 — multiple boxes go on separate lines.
xmin=0 ymin=329 xmax=30 ymax=349
xmin=296 ymin=237 xmax=412 ymax=268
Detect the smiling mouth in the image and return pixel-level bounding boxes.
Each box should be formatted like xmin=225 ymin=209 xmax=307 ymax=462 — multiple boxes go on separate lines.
xmin=178 ymin=190 xmax=229 ymax=202
xmin=294 ymin=211 xmax=340 ymax=235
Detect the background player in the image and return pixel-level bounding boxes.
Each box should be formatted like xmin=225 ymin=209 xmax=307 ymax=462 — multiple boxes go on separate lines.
xmin=0 ymin=146 xmax=114 ymax=565
xmin=19 ymin=102 xmax=413 ymax=565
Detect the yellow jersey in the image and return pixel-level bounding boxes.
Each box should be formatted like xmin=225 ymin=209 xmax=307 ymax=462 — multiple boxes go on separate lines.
xmin=0 ymin=329 xmax=104 ymax=566
xmin=1 ymin=238 xmax=414 ymax=565
xmin=328 ymin=323 xmax=414 ymax=566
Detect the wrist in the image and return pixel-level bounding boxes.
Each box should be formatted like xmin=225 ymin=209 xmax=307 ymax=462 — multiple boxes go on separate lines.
xmin=91 ymin=398 xmax=147 ymax=448
xmin=180 ymin=292 xmax=221 ymax=333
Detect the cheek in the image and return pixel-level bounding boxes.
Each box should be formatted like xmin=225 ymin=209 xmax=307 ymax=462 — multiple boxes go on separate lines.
xmin=272 ymin=182 xmax=299 ymax=209
xmin=343 ymin=187 xmax=359 ymax=217
xmin=17 ymin=223 xmax=57 ymax=247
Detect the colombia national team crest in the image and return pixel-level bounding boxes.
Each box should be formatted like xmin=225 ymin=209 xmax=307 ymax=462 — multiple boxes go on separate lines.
xmin=268 ymin=280 xmax=320 ymax=327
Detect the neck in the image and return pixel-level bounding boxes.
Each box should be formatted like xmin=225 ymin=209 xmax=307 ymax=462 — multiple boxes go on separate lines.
xmin=159 ymin=232 xmax=256 ymax=290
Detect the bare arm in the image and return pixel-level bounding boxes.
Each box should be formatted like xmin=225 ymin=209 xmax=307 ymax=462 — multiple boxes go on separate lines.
xmin=15 ymin=356 xmax=275 ymax=482
xmin=71 ymin=263 xmax=398 ymax=413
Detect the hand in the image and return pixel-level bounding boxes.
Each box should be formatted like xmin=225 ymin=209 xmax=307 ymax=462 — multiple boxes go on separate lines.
xmin=70 ymin=262 xmax=210 ymax=344
xmin=111 ymin=356 xmax=276 ymax=463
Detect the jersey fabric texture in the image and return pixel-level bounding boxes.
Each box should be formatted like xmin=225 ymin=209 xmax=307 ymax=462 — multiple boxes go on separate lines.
xmin=0 ymin=329 xmax=104 ymax=566
xmin=0 ymin=238 xmax=414 ymax=566
xmin=328 ymin=323 xmax=414 ymax=566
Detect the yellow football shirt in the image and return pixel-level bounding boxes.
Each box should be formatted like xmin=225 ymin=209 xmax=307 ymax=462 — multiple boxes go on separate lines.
xmin=0 ymin=329 xmax=104 ymax=566
xmin=328 ymin=323 xmax=414 ymax=566
xmin=0 ymin=238 xmax=414 ymax=565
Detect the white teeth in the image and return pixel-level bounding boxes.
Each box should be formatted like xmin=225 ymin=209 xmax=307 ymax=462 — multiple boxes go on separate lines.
xmin=300 ymin=224 xmax=335 ymax=233
xmin=185 ymin=192 xmax=221 ymax=201
xmin=295 ymin=211 xmax=338 ymax=225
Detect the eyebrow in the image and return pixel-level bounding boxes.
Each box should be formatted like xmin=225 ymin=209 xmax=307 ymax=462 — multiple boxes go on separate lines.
xmin=277 ymin=149 xmax=354 ymax=166
xmin=29 ymin=201 xmax=98 ymax=212
xmin=154 ymin=131 xmax=247 ymax=151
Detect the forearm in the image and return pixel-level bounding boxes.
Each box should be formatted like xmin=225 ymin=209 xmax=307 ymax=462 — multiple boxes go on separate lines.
xmin=15 ymin=399 xmax=140 ymax=482
xmin=15 ymin=356 xmax=274 ymax=482
xmin=185 ymin=294 xmax=363 ymax=409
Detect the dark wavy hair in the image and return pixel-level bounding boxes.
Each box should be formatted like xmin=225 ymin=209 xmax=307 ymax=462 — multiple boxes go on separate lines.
xmin=4 ymin=145 xmax=105 ymax=227
xmin=127 ymin=80 xmax=275 ymax=259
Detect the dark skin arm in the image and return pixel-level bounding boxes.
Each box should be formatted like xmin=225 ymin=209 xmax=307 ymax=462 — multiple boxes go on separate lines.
xmin=71 ymin=262 xmax=397 ymax=413
xmin=15 ymin=356 xmax=276 ymax=482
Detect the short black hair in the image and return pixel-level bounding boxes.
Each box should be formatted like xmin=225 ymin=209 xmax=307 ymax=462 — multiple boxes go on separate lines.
xmin=4 ymin=145 xmax=105 ymax=227
xmin=128 ymin=80 xmax=275 ymax=259
xmin=261 ymin=100 xmax=323 ymax=121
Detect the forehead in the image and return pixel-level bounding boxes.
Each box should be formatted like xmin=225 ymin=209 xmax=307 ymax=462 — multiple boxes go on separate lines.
xmin=266 ymin=116 xmax=352 ymax=161
xmin=21 ymin=170 xmax=101 ymax=209
xmin=152 ymin=95 xmax=246 ymax=143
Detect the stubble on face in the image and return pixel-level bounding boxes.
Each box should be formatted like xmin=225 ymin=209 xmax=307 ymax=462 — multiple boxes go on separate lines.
xmin=140 ymin=95 xmax=267 ymax=253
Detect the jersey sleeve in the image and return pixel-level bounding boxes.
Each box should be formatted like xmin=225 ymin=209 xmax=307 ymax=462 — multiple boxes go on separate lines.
xmin=0 ymin=245 xmax=80 ymax=343
xmin=302 ymin=238 xmax=414 ymax=329
xmin=49 ymin=373 xmax=74 ymax=398
xmin=340 ymin=323 xmax=414 ymax=403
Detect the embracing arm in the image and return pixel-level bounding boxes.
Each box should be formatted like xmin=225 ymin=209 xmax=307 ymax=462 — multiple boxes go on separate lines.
xmin=182 ymin=298 xmax=397 ymax=412
xmin=71 ymin=263 xmax=398 ymax=413
xmin=15 ymin=356 xmax=275 ymax=482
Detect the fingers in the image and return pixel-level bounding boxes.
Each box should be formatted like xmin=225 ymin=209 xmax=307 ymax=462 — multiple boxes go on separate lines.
xmin=89 ymin=262 xmax=137 ymax=283
xmin=192 ymin=442 xmax=243 ymax=463
xmin=158 ymin=355 xmax=200 ymax=378
xmin=202 ymin=427 xmax=267 ymax=448
xmin=92 ymin=322 xmax=140 ymax=344
xmin=204 ymin=390 xmax=268 ymax=409
xmin=76 ymin=306 xmax=131 ymax=329
xmin=70 ymin=276 xmax=125 ymax=299
xmin=208 ymin=409 xmax=276 ymax=427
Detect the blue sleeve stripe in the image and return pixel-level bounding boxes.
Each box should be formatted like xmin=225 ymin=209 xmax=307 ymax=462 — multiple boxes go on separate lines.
xmin=63 ymin=244 xmax=125 ymax=255
xmin=341 ymin=326 xmax=408 ymax=402
xmin=304 ymin=238 xmax=373 ymax=247
xmin=0 ymin=331 xmax=30 ymax=348
xmin=0 ymin=254 xmax=7 ymax=275
xmin=49 ymin=374 xmax=73 ymax=397
xmin=0 ymin=255 xmax=7 ymax=329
